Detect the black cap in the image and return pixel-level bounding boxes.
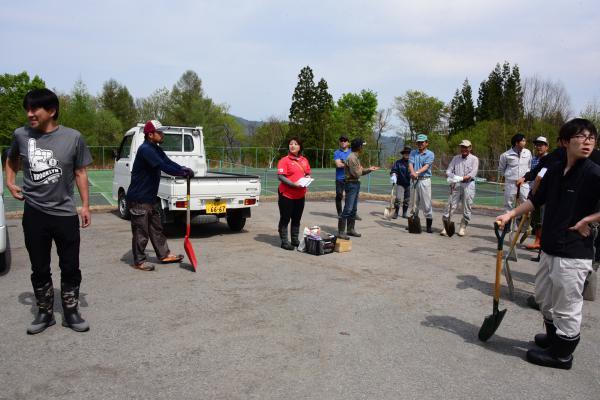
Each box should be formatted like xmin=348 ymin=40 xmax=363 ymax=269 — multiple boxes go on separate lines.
xmin=339 ymin=135 xmax=349 ymax=142
xmin=350 ymin=138 xmax=365 ymax=151
xmin=401 ymin=146 xmax=411 ymax=154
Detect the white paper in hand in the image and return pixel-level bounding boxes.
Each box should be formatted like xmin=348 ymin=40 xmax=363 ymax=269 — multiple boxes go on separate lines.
xmin=296 ymin=177 xmax=314 ymax=187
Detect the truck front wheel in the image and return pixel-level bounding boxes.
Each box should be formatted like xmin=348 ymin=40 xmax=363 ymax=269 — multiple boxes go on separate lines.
xmin=118 ymin=190 xmax=130 ymax=220
xmin=226 ymin=211 xmax=246 ymax=232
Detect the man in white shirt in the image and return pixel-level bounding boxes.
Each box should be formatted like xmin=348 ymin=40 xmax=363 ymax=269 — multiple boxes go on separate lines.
xmin=498 ymin=133 xmax=532 ymax=212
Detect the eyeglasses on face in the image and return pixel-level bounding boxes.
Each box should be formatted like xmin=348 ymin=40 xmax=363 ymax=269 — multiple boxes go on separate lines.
xmin=571 ymin=134 xmax=597 ymax=143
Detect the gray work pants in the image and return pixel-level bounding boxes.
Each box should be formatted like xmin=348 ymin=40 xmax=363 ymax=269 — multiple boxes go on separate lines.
xmin=443 ymin=182 xmax=475 ymax=224
xmin=535 ymin=251 xmax=592 ymax=337
xmin=129 ymin=201 xmax=170 ymax=265
xmin=409 ymin=178 xmax=433 ymax=219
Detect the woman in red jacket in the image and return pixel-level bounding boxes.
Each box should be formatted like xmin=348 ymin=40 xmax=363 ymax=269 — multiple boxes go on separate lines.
xmin=277 ymin=137 xmax=311 ymax=250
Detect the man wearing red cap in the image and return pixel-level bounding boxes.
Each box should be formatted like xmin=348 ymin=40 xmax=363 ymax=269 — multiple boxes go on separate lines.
xmin=127 ymin=120 xmax=194 ymax=271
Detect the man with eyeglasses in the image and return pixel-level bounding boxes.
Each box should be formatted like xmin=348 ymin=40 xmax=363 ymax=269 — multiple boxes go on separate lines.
xmin=408 ymin=134 xmax=435 ymax=233
xmin=496 ymin=118 xmax=600 ymax=370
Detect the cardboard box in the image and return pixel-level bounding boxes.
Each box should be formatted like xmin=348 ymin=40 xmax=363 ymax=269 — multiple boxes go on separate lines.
xmin=334 ymin=238 xmax=352 ymax=252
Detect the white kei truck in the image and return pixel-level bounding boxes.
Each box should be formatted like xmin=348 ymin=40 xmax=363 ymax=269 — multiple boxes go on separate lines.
xmin=112 ymin=124 xmax=261 ymax=231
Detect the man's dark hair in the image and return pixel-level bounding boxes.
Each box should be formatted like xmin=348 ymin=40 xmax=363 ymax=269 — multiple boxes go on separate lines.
xmin=510 ymin=133 xmax=526 ymax=147
xmin=22 ymin=88 xmax=60 ymax=120
xmin=351 ymin=138 xmax=364 ymax=152
xmin=287 ymin=136 xmax=303 ymax=152
xmin=558 ymin=118 xmax=598 ymax=142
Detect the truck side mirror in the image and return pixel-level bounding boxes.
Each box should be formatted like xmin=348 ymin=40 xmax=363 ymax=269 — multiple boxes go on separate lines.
xmin=112 ymin=149 xmax=119 ymax=160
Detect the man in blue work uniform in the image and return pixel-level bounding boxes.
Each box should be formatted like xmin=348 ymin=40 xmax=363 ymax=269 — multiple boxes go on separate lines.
xmin=409 ymin=134 xmax=435 ymax=233
xmin=127 ymin=120 xmax=194 ymax=271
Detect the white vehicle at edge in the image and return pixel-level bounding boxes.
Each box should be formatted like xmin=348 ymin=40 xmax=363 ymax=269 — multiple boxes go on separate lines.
xmin=112 ymin=124 xmax=261 ymax=231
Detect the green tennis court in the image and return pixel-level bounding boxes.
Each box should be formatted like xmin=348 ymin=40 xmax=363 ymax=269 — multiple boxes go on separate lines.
xmin=3 ymin=168 xmax=505 ymax=213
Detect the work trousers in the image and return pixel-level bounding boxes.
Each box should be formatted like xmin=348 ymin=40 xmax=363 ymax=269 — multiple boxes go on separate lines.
xmin=22 ymin=203 xmax=81 ymax=289
xmin=341 ymin=181 xmax=360 ymax=220
xmin=503 ymin=179 xmax=530 ymax=212
xmin=409 ymin=178 xmax=433 ymax=219
xmin=335 ymin=180 xmax=345 ymax=216
xmin=278 ymin=192 xmax=305 ymax=231
xmin=129 ymin=201 xmax=170 ymax=265
xmin=535 ymin=251 xmax=592 ymax=337
xmin=443 ymin=182 xmax=475 ymax=224
xmin=394 ymin=184 xmax=410 ymax=208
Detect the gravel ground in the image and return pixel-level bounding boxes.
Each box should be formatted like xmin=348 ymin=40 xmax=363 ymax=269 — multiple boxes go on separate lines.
xmin=0 ymin=200 xmax=598 ymax=400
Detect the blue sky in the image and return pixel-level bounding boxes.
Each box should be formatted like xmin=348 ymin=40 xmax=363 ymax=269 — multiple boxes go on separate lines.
xmin=1 ymin=0 xmax=598 ymax=124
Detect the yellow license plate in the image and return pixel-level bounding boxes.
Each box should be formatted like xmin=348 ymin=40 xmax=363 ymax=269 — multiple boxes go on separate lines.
xmin=206 ymin=200 xmax=227 ymax=214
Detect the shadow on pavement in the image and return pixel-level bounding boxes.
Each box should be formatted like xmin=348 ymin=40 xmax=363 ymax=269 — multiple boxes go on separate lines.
xmin=254 ymin=233 xmax=280 ymax=248
xmin=456 ymin=274 xmax=533 ymax=308
xmin=309 ymin=211 xmax=338 ymax=220
xmin=421 ymin=315 xmax=529 ymax=359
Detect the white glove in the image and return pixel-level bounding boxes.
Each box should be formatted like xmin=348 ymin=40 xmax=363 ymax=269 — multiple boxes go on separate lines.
xmin=390 ymin=174 xmax=397 ymax=185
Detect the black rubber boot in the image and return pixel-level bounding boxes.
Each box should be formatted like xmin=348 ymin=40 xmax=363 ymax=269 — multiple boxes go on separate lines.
xmin=290 ymin=225 xmax=301 ymax=247
xmin=534 ymin=319 xmax=556 ymax=349
xmin=526 ymin=334 xmax=579 ymax=370
xmin=355 ymin=214 xmax=362 ymax=221
xmin=338 ymin=219 xmax=349 ymax=240
xmin=27 ymin=282 xmax=56 ymax=335
xmin=61 ymin=282 xmax=90 ymax=332
xmin=279 ymin=228 xmax=294 ymax=250
xmin=426 ymin=218 xmax=433 ymax=233
xmin=402 ymin=205 xmax=408 ymax=219
xmin=335 ymin=199 xmax=342 ymax=217
xmin=347 ymin=219 xmax=361 ymax=237
xmin=392 ymin=205 xmax=400 ymax=219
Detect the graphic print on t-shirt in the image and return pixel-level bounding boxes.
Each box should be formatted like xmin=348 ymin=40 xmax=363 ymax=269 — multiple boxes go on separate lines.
xmin=28 ymin=138 xmax=62 ymax=184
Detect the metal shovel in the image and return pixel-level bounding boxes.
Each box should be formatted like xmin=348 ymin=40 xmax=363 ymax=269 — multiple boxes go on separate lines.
xmin=408 ymin=180 xmax=421 ymax=234
xmin=383 ymin=184 xmax=396 ymax=219
xmin=443 ymin=184 xmax=456 ymax=237
xmin=478 ymin=222 xmax=510 ymax=341
xmin=184 ymin=176 xmax=198 ymax=271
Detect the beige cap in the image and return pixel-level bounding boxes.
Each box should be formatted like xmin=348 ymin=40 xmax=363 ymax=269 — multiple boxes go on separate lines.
xmin=459 ymin=139 xmax=472 ymax=147
xmin=534 ymin=136 xmax=548 ymax=145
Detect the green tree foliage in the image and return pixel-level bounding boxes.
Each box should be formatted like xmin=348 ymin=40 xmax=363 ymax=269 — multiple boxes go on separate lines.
xmin=0 ymin=72 xmax=45 ymax=145
xmin=136 ymin=87 xmax=171 ymax=122
xmin=288 ymin=66 xmax=334 ymax=149
xmin=448 ymin=79 xmax=475 ymax=136
xmin=394 ymin=90 xmax=445 ymax=143
xmin=59 ymin=80 xmax=122 ymax=146
xmin=335 ymin=89 xmax=378 ymax=137
xmin=476 ymin=62 xmax=523 ymax=124
xmin=581 ymin=99 xmax=600 ymax=129
xmin=99 ymin=79 xmax=137 ymax=128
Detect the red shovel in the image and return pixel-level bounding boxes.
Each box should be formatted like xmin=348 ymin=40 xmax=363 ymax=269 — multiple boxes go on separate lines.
xmin=184 ymin=176 xmax=198 ymax=271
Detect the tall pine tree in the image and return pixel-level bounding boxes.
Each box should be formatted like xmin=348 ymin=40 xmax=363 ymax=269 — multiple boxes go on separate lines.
xmin=449 ymin=79 xmax=475 ymax=135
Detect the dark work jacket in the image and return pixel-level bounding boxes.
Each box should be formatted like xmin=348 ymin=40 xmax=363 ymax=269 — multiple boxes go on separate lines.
xmin=390 ymin=158 xmax=411 ymax=187
xmin=127 ymin=140 xmax=188 ymax=203
xmin=531 ymin=157 xmax=600 ymax=259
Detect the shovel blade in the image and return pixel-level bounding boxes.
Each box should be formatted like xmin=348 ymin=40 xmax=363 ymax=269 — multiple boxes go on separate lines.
xmin=447 ymin=221 xmax=455 ymax=237
xmin=384 ymin=207 xmax=393 ymax=219
xmin=478 ymin=308 xmax=507 ymax=342
xmin=408 ymin=215 xmax=421 ymax=234
xmin=184 ymin=236 xmax=198 ymax=272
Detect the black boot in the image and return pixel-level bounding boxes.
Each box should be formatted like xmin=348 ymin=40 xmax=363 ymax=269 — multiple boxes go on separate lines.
xmin=279 ymin=228 xmax=294 ymax=250
xmin=526 ymin=295 xmax=540 ymax=310
xmin=534 ymin=319 xmax=556 ymax=348
xmin=27 ymin=282 xmax=56 ymax=335
xmin=392 ymin=205 xmax=400 ymax=219
xmin=347 ymin=219 xmax=361 ymax=237
xmin=426 ymin=218 xmax=433 ymax=233
xmin=61 ymin=282 xmax=89 ymax=332
xmin=290 ymin=225 xmax=301 ymax=247
xmin=402 ymin=205 xmax=408 ymax=219
xmin=527 ymin=334 xmax=579 ymax=370
xmin=338 ymin=219 xmax=349 ymax=240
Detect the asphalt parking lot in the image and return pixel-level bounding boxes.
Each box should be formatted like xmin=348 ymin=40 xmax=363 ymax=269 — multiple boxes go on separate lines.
xmin=1 ymin=200 xmax=599 ymax=400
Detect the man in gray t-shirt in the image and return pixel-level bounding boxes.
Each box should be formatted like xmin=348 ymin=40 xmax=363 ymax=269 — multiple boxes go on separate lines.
xmin=6 ymin=88 xmax=93 ymax=335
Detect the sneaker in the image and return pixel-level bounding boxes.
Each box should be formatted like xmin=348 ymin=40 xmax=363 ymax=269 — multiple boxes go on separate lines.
xmin=458 ymin=226 xmax=466 ymax=236
xmin=440 ymin=228 xmax=447 ymax=236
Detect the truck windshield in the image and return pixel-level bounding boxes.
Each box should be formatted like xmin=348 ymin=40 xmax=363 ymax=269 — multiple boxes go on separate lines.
xmin=161 ymin=133 xmax=194 ymax=152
